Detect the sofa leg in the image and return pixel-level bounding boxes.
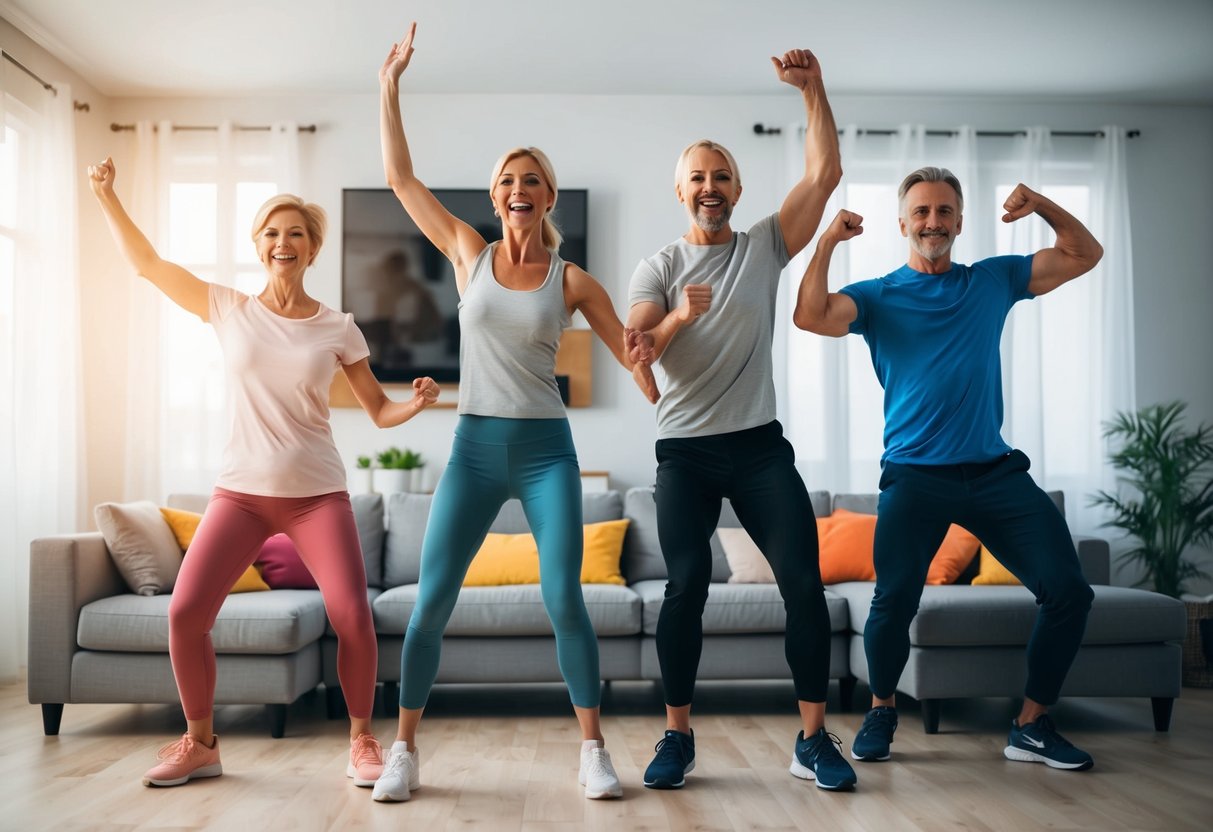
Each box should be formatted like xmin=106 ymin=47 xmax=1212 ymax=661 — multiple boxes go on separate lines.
xmin=1151 ymin=697 xmax=1174 ymax=732
xmin=41 ymin=703 xmax=64 ymax=736
xmin=325 ymin=685 xmax=346 ymax=719
xmin=266 ymin=704 xmax=287 ymax=738
xmin=838 ymin=677 xmax=856 ymax=713
xmin=921 ymin=699 xmax=941 ymax=734
xmin=381 ymin=681 xmax=399 ymax=718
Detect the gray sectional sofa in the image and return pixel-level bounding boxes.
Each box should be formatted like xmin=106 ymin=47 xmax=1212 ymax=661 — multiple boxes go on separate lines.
xmin=28 ymin=488 xmax=1186 ymax=738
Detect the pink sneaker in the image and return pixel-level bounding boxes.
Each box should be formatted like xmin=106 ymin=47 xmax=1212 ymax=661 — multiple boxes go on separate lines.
xmin=347 ymin=733 xmax=385 ymax=786
xmin=142 ymin=733 xmax=223 ymax=787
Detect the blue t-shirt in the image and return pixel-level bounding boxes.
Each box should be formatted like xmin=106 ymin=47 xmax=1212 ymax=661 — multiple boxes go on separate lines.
xmin=838 ymin=255 xmax=1034 ymax=465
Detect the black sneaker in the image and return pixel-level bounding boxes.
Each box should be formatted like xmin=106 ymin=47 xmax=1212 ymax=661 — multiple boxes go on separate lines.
xmin=851 ymin=706 xmax=898 ymax=761
xmin=1004 ymin=714 xmax=1093 ymax=771
xmin=790 ymin=728 xmax=858 ymax=791
xmin=643 ymin=729 xmax=695 ymax=789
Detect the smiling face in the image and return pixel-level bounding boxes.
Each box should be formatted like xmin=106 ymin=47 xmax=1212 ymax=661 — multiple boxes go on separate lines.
xmin=900 ymin=180 xmax=963 ymax=263
xmin=676 ymin=146 xmax=741 ymax=234
xmin=256 ymin=207 xmax=315 ymax=276
xmin=491 ymin=154 xmax=555 ymax=235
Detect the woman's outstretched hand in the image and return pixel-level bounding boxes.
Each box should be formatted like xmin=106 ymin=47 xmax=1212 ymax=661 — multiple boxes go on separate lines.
xmin=380 ymin=21 xmax=417 ymax=85
xmin=411 ymin=375 xmax=440 ymax=410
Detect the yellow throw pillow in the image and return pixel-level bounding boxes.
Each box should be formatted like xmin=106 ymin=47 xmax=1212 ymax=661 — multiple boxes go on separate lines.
xmin=160 ymin=507 xmax=202 ymax=550
xmin=159 ymin=506 xmax=270 ymax=594
xmin=972 ymin=544 xmax=1022 ymax=585
xmin=463 ymin=519 xmax=630 ymax=587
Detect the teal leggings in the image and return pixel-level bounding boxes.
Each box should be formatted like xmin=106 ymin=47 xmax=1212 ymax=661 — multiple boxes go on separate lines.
xmin=400 ymin=415 xmax=601 ymax=709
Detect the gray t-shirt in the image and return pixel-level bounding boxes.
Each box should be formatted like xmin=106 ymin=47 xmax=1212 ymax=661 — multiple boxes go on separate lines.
xmin=457 ymin=242 xmax=570 ymax=418
xmin=628 ymin=212 xmax=789 ymax=438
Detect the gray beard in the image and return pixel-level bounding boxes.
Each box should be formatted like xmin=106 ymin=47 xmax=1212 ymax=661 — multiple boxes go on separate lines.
xmin=910 ymin=233 xmax=954 ymax=261
xmin=692 ymin=203 xmax=732 ymax=234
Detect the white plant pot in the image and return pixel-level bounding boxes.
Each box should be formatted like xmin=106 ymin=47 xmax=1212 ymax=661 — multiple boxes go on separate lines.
xmin=348 ymin=466 xmax=374 ymax=496
xmin=408 ymin=466 xmax=427 ymax=493
xmin=372 ymin=468 xmax=410 ymax=495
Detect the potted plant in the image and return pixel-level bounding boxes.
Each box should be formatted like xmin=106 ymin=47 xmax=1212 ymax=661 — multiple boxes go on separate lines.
xmin=349 ymin=455 xmax=374 ymax=496
xmin=1091 ymin=401 xmax=1213 ymax=686
xmin=401 ymin=449 xmax=426 ymax=493
xmin=372 ymin=447 xmax=412 ymax=495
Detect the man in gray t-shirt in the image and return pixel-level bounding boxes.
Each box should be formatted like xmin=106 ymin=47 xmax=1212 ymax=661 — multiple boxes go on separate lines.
xmin=626 ymin=48 xmax=857 ymax=793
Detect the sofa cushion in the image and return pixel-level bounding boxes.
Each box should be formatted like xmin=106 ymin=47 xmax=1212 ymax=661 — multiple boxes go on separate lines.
xmin=831 ymin=583 xmax=1186 ymax=646
xmin=94 ymin=501 xmax=184 ymax=596
xmin=630 ymin=579 xmax=849 ymax=636
xmin=383 ymin=491 xmax=623 ymax=587
xmin=622 ymin=487 xmax=832 ymax=583
xmin=371 ymin=583 xmax=641 ymax=637
xmin=77 ymin=589 xmax=328 ymax=653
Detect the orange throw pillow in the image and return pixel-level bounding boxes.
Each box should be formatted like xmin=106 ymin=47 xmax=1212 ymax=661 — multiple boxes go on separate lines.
xmin=815 ymin=510 xmax=980 ymax=585
xmin=817 ymin=510 xmax=878 ymax=583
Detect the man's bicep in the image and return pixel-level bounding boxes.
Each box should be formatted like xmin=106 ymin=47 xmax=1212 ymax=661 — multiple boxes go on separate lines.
xmin=627 ymin=300 xmax=668 ymax=331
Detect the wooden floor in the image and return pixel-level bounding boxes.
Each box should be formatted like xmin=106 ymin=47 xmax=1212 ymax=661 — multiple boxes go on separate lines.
xmin=4 ymin=677 xmax=1212 ymax=831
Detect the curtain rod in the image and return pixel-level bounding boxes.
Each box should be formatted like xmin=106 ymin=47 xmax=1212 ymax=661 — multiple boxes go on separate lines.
xmin=3 ymin=51 xmax=56 ymax=95
xmin=110 ymin=122 xmax=317 ymax=133
xmin=754 ymin=123 xmax=1141 ymax=139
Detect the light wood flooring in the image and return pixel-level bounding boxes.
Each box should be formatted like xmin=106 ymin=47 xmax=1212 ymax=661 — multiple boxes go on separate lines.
xmin=3 ymin=676 xmax=1211 ymax=831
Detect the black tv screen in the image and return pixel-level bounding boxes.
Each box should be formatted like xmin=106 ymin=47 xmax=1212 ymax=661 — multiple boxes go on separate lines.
xmin=341 ymin=188 xmax=588 ymax=384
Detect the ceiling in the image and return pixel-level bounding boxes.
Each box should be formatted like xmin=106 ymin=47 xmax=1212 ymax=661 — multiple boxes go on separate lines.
xmin=4 ymin=0 xmax=1212 ymax=104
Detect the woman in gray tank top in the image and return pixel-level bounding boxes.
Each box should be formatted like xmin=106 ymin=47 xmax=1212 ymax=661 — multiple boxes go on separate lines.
xmin=368 ymin=21 xmax=657 ymax=804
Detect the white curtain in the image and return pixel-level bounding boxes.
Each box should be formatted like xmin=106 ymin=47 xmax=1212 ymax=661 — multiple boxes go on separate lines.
xmin=781 ymin=123 xmax=1135 ymax=534
xmin=121 ymin=120 xmax=301 ymax=499
xmin=0 ymin=81 xmax=84 ymax=680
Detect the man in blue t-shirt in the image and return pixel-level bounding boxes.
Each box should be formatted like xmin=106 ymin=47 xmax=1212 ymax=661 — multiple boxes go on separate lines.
xmin=793 ymin=166 xmax=1104 ymax=771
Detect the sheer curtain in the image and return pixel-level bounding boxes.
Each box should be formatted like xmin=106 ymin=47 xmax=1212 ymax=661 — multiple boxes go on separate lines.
xmin=121 ymin=121 xmax=300 ymax=500
xmin=0 ymin=77 xmax=84 ymax=680
xmin=781 ymin=124 xmax=1135 ymax=533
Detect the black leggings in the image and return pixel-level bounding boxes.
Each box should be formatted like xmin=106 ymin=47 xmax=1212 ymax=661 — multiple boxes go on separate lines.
xmin=864 ymin=450 xmax=1094 ymax=705
xmin=653 ymin=420 xmax=831 ymax=706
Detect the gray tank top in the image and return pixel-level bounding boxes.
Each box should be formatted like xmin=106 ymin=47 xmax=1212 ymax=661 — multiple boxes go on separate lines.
xmin=457 ymin=242 xmax=571 ymax=418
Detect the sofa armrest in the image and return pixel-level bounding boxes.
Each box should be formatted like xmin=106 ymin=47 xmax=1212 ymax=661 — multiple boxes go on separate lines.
xmin=1073 ymin=535 xmax=1111 ymax=586
xmin=27 ymin=533 xmax=127 ymax=704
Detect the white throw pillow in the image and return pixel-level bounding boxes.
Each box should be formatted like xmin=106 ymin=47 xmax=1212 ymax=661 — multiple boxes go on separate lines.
xmin=94 ymin=501 xmax=184 ymax=596
xmin=718 ymin=527 xmax=775 ymax=584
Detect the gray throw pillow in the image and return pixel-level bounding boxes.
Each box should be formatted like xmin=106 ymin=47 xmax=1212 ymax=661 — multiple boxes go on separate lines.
xmin=94 ymin=501 xmax=184 ymax=596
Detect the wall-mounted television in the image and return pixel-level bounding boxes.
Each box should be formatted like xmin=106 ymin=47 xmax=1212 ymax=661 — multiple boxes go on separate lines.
xmin=341 ymin=188 xmax=588 ymax=384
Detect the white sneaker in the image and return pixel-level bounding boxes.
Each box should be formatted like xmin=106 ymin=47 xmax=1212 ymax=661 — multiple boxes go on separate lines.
xmin=579 ymin=740 xmax=623 ymax=799
xmin=371 ymin=740 xmax=420 ymax=803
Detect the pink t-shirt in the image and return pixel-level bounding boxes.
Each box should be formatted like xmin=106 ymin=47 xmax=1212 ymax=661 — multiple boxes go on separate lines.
xmin=209 ymin=284 xmax=369 ymax=497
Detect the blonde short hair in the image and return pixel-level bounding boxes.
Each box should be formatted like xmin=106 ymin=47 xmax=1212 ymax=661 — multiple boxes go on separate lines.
xmin=489 ymin=147 xmax=563 ymax=252
xmin=673 ymin=139 xmax=742 ymax=190
xmin=251 ymin=194 xmax=328 ymax=264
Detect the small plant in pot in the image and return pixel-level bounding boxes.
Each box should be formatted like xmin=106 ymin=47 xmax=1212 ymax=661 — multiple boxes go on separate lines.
xmin=373 ymin=447 xmax=424 ymax=494
xmin=1091 ymin=401 xmax=1213 ymax=685
xmin=348 ymin=455 xmax=374 ymax=495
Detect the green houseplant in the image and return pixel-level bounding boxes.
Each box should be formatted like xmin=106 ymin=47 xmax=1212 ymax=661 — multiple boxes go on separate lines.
xmin=1090 ymin=401 xmax=1213 ymax=599
xmin=373 ymin=447 xmax=426 ymax=493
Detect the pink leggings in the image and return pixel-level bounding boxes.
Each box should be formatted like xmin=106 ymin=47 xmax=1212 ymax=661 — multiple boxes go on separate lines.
xmin=169 ymin=487 xmax=376 ymax=720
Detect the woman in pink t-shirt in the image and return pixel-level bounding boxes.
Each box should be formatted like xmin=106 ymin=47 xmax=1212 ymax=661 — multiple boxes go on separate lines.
xmin=88 ymin=158 xmax=437 ymax=789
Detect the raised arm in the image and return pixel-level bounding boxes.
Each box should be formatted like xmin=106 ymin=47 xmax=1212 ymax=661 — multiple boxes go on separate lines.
xmin=772 ymin=49 xmax=842 ymax=259
xmin=342 ymin=360 xmax=440 ymax=428
xmin=380 ymin=22 xmax=485 ymax=290
xmin=87 ymin=157 xmax=210 ymax=320
xmin=1002 ymin=184 xmax=1104 ymax=296
xmin=793 ymin=209 xmax=860 ymax=337
xmin=625 ymin=285 xmax=712 ymax=361
xmin=565 ymin=266 xmax=660 ymax=403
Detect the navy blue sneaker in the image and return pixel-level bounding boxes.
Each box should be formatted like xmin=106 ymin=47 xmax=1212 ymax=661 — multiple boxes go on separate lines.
xmin=643 ymin=729 xmax=695 ymax=789
xmin=1004 ymin=714 xmax=1094 ymax=771
xmin=851 ymin=706 xmax=898 ymax=761
xmin=790 ymin=728 xmax=857 ymax=791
